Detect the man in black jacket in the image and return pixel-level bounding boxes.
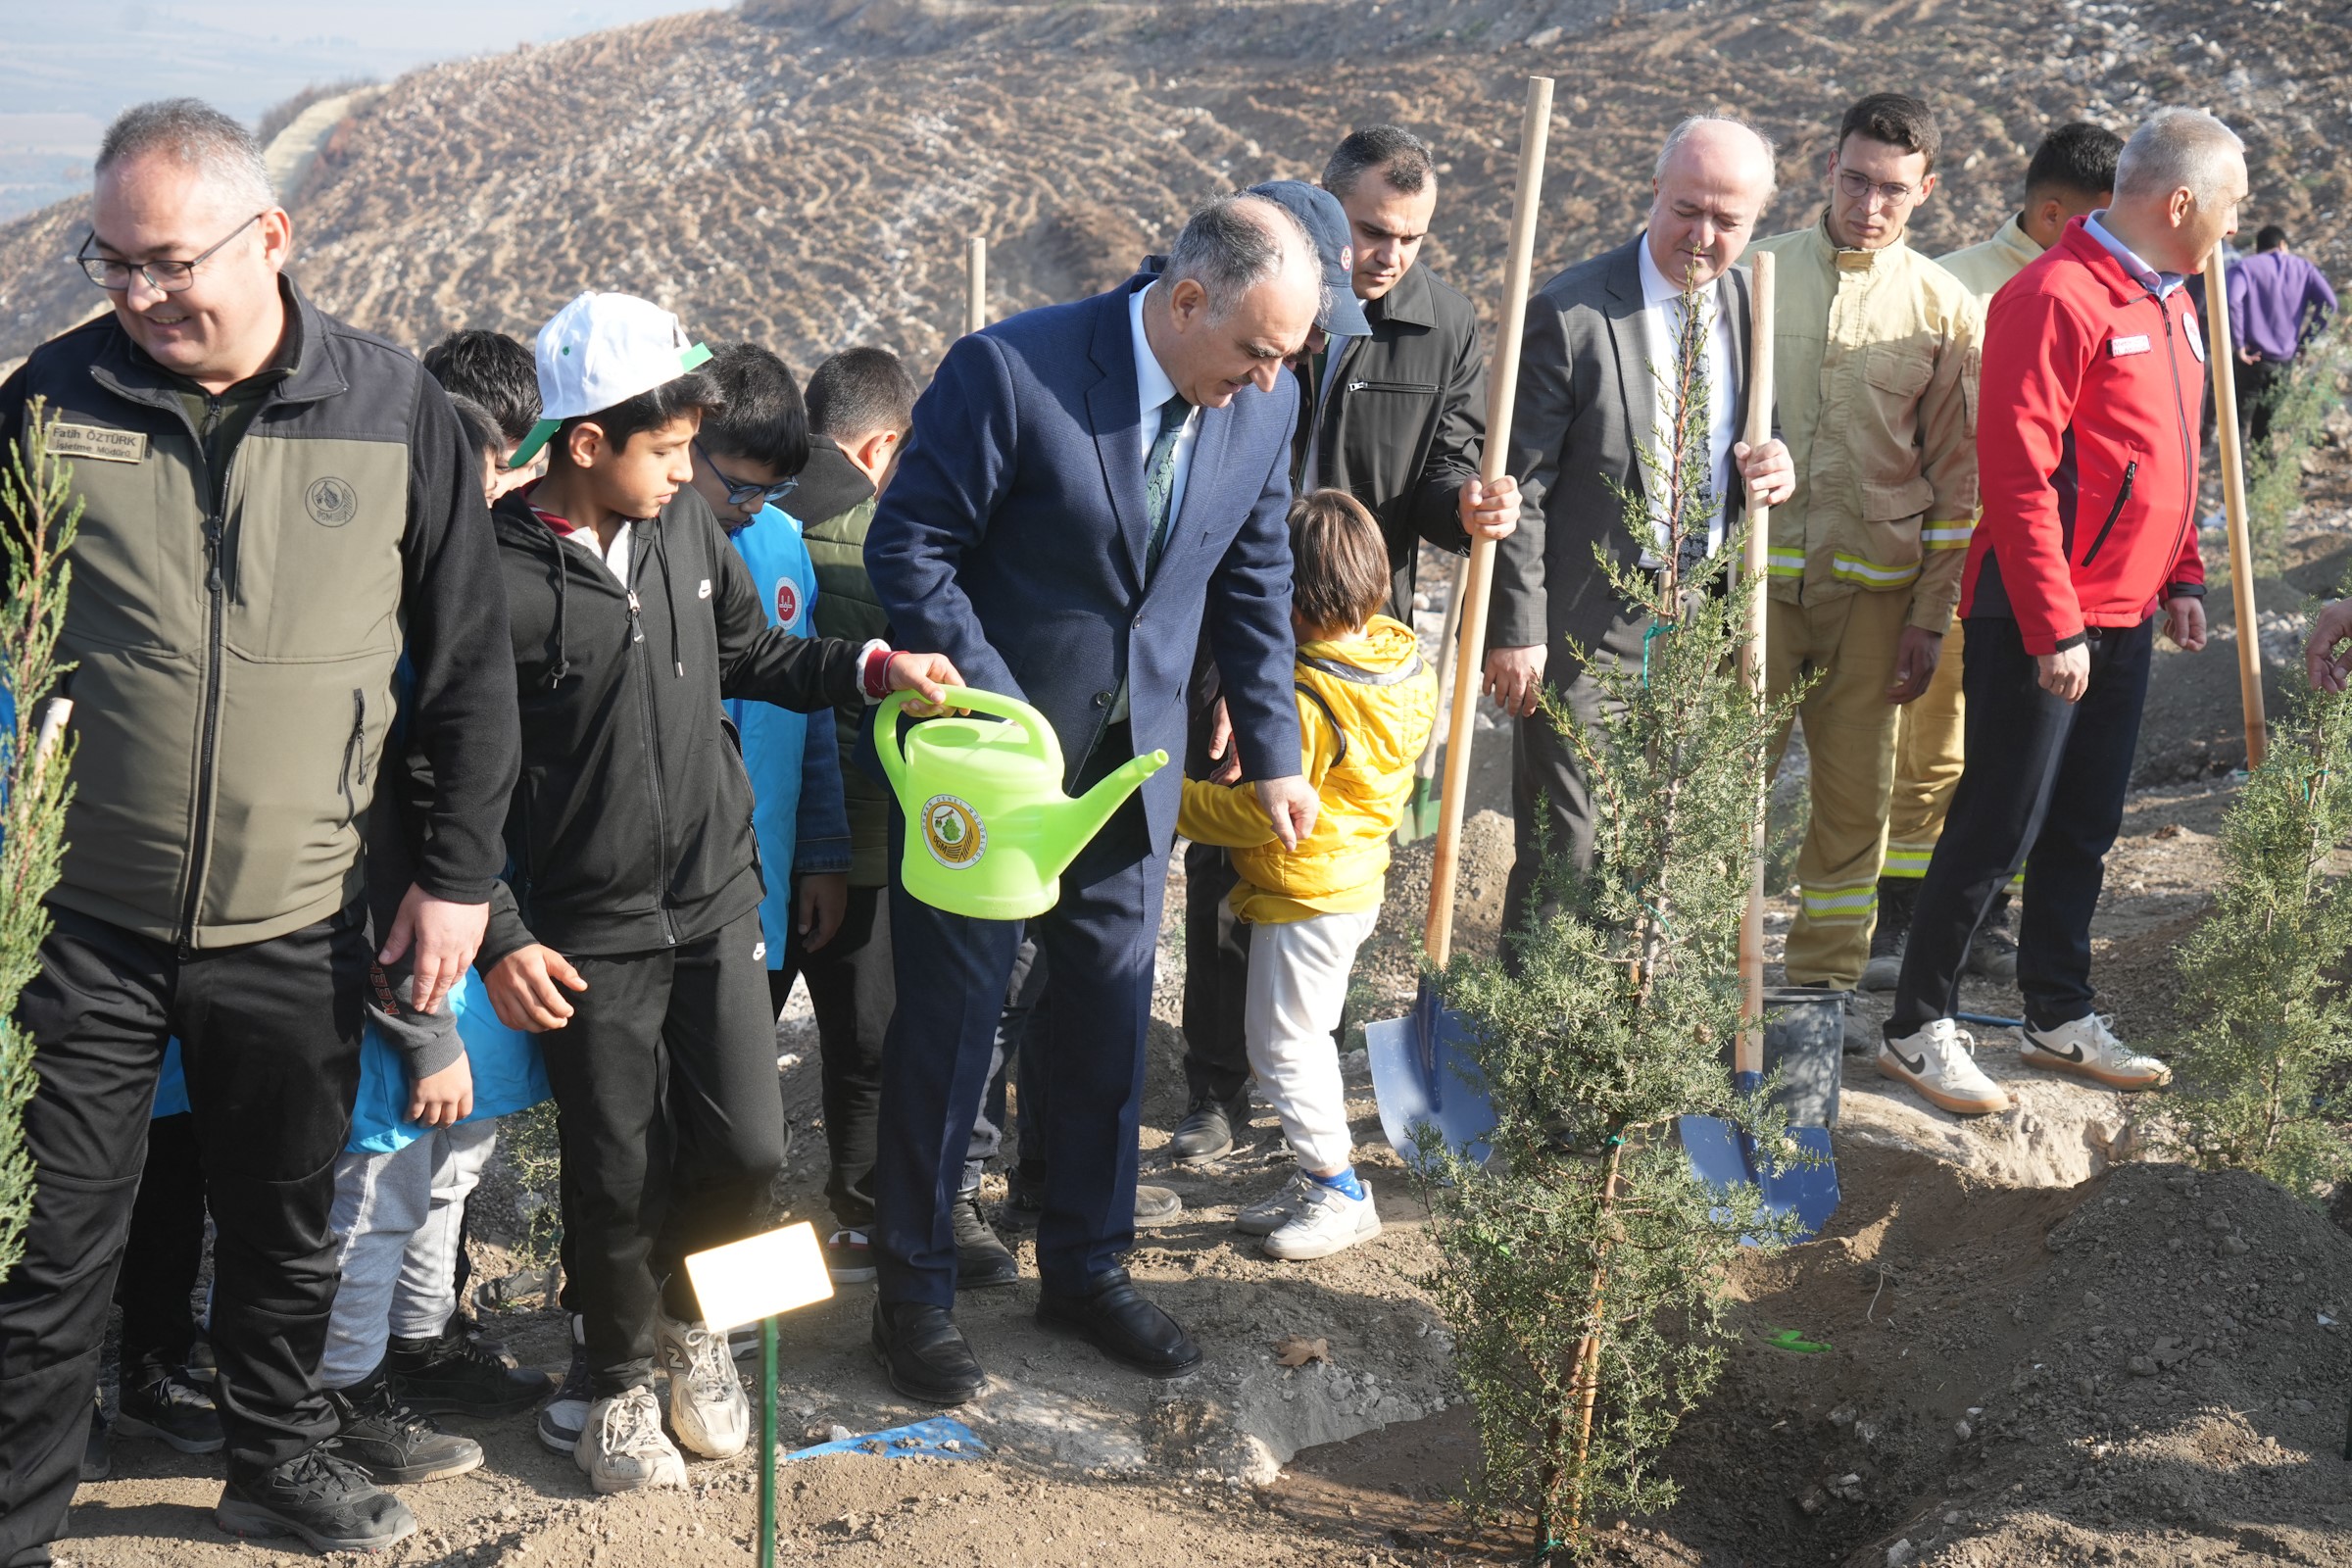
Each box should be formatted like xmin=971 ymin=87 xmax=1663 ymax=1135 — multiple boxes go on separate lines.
xmin=472 ymin=291 xmax=956 ymax=1494
xmin=0 ymin=100 xmax=517 ymax=1558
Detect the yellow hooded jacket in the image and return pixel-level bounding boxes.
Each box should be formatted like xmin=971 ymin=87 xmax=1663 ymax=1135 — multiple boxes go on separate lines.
xmin=1178 ymin=615 xmax=1438 ymax=924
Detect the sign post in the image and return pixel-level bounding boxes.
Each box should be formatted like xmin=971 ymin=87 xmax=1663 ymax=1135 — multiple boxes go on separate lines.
xmin=683 ymin=1222 xmax=835 ymax=1565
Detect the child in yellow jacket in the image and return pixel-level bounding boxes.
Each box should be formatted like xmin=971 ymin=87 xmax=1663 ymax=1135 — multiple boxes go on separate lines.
xmin=1178 ymin=491 xmax=1437 ymax=1260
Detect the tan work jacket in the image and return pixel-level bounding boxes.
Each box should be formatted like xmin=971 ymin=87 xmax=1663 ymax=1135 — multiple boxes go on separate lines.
xmin=1752 ymin=213 xmax=1982 ymax=631
xmin=1937 ymin=212 xmax=2042 ymax=302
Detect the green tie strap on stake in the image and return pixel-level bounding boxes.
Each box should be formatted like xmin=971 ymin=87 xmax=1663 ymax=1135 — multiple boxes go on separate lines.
xmin=1759 ymin=1326 xmax=1832 ymax=1354
xmin=682 ymin=1224 xmax=835 ymax=1566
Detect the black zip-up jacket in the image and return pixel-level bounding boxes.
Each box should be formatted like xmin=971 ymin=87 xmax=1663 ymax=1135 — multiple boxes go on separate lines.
xmin=1306 ymin=262 xmax=1487 ymax=614
xmin=480 ymin=483 xmax=867 ymax=963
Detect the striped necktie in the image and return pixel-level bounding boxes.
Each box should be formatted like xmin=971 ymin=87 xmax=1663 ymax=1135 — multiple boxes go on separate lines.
xmin=1143 ymin=394 xmax=1192 ymax=579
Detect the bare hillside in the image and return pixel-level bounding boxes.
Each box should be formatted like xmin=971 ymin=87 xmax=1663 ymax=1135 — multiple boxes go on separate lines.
xmin=0 ymin=0 xmax=2344 ymax=373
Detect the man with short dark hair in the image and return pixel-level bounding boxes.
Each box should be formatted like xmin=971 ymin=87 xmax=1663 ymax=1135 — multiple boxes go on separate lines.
xmin=1867 ymin=121 xmax=2123 ymax=992
xmin=1887 ymin=108 xmax=2239 ymax=1115
xmin=2226 ymin=222 xmax=2336 ymax=447
xmin=1750 ymin=93 xmax=1980 ymax=1021
xmin=0 ymin=97 xmax=519 ymax=1555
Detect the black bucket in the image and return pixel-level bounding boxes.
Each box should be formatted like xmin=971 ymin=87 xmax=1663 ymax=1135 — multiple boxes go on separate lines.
xmin=1719 ymin=988 xmax=1844 ymax=1129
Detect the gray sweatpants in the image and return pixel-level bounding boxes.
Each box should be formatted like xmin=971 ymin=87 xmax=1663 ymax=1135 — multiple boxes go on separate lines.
xmin=320 ymin=1119 xmax=501 ymax=1390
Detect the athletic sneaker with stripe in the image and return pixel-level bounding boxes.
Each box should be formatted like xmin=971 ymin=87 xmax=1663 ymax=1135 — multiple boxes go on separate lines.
xmin=1878 ymin=1018 xmax=2011 ymax=1116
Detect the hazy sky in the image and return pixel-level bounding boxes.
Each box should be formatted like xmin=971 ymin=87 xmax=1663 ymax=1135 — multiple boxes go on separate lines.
xmin=0 ymin=1 xmax=711 ymax=216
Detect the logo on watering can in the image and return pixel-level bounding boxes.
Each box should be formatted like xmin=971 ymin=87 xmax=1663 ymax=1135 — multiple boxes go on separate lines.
xmin=921 ymin=794 xmax=986 ymax=868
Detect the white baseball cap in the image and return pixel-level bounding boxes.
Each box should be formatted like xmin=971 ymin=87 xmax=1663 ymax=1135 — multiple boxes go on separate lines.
xmin=509 ymin=290 xmax=712 ymax=467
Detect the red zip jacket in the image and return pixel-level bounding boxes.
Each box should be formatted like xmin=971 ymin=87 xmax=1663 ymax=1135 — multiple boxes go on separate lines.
xmin=1960 ymin=218 xmax=2207 ymax=655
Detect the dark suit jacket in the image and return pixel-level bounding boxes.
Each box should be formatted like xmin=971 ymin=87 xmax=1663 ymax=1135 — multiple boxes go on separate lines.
xmin=1490 ymin=235 xmax=1764 ymax=661
xmin=866 ymin=275 xmax=1302 ymax=854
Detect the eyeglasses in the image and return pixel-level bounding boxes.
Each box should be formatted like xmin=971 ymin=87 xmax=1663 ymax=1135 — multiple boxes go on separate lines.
xmin=1836 ymin=169 xmax=1921 ymax=209
xmin=695 ymin=442 xmax=800 ymax=510
xmin=76 ymin=213 xmax=265 ymax=293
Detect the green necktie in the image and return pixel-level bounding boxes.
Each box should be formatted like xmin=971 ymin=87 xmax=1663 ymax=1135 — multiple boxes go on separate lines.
xmin=1143 ymin=394 xmax=1192 ymax=579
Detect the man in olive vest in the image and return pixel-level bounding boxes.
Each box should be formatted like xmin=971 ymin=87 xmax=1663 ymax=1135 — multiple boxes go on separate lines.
xmin=0 ymin=99 xmax=516 ymax=1557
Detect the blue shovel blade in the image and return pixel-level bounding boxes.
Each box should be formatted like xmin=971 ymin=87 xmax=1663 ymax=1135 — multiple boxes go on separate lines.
xmin=1367 ymin=999 xmax=1496 ymax=1170
xmin=1678 ymin=1115 xmax=1839 ymax=1243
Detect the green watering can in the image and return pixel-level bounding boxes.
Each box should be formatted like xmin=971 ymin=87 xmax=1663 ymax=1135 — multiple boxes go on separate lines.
xmin=875 ymin=687 xmax=1168 ymax=920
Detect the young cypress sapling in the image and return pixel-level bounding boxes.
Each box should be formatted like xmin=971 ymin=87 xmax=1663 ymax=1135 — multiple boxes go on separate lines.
xmin=0 ymin=401 xmax=81 ymax=1284
xmin=1415 ymin=264 xmax=1802 ymax=1562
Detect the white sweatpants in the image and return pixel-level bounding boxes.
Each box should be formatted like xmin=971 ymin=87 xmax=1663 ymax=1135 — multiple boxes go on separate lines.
xmin=1244 ymin=906 xmax=1379 ymax=1175
xmin=320 ymin=1119 xmax=501 ymax=1390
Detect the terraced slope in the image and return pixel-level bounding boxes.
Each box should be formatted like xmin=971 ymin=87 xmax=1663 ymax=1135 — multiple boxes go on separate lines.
xmin=0 ymin=0 xmax=2343 ymax=375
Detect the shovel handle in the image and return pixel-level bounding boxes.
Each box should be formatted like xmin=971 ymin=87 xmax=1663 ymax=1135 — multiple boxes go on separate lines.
xmin=1737 ymin=252 xmax=1776 ymax=1084
xmin=1426 ymin=74 xmax=1553 ymax=969
xmin=2200 ymin=246 xmax=2265 ymax=769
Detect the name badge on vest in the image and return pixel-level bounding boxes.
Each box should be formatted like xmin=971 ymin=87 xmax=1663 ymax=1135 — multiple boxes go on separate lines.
xmin=2108 ymin=334 xmax=2151 ymax=358
xmin=49 ymin=422 xmax=148 ymax=464
xmin=2184 ymin=318 xmax=2207 ymax=363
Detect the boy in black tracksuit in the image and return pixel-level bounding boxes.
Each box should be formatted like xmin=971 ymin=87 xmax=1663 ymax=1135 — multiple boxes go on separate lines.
xmin=473 ymin=292 xmax=956 ymax=1493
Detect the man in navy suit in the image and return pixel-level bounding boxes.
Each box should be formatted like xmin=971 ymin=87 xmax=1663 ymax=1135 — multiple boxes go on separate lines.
xmin=864 ymin=194 xmax=1324 ymax=1401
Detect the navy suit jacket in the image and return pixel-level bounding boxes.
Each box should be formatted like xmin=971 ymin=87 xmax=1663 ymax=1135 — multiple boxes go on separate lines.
xmin=867 ymin=275 xmax=1301 ymax=854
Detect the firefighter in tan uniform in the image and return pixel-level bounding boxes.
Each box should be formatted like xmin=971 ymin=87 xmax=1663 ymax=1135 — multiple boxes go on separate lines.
xmin=1751 ymin=93 xmax=1978 ymax=1004
xmin=1863 ymin=122 xmax=2123 ymax=992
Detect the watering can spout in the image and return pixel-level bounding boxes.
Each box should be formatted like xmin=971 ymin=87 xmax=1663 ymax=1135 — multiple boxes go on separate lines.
xmin=1054 ymin=749 xmax=1169 ymax=873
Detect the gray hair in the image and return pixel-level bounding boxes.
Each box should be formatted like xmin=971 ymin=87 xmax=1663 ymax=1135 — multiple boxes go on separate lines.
xmin=2114 ymin=107 xmax=2243 ymax=208
xmin=96 ymin=98 xmax=277 ymax=214
xmin=1655 ymin=114 xmax=1780 ymax=202
xmin=1162 ymin=192 xmax=1325 ymax=324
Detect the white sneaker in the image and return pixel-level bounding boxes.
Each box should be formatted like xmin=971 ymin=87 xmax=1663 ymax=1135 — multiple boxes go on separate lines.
xmin=1878 ymin=1019 xmax=2012 ymax=1116
xmin=573 ymin=1387 xmax=687 ymax=1494
xmin=2022 ymin=1012 xmax=2171 ymax=1090
xmin=1234 ymin=1171 xmax=1318 ymax=1237
xmin=654 ymin=1311 xmax=749 ymax=1459
xmin=1263 ymin=1182 xmax=1381 ymax=1261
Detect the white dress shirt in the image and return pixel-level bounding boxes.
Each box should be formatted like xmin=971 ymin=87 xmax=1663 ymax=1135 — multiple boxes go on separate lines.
xmin=1635 ymin=239 xmax=1740 ymax=564
xmin=1111 ymin=283 xmax=1202 ymax=721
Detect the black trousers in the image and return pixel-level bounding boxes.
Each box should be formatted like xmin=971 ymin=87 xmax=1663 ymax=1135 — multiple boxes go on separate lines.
xmin=543 ymin=906 xmax=786 ymax=1396
xmin=1891 ymin=616 xmax=2154 ymax=1037
xmin=873 ymin=725 xmax=1161 ymax=1307
xmin=0 ymin=905 xmax=367 ymax=1562
xmin=774 ymin=883 xmax=889 ymax=1231
xmin=2236 ymin=356 xmax=2287 ymax=450
xmin=115 ymin=1111 xmax=209 ymax=1389
xmin=967 ymin=939 xmax=1048 ymax=1187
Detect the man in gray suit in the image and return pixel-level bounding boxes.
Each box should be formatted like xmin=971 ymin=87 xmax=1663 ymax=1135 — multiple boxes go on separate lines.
xmin=1486 ymin=117 xmax=1795 ymax=942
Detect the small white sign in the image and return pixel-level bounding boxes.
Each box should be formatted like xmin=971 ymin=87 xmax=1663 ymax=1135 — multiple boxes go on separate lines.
xmin=2108 ymin=334 xmax=2151 ymax=357
xmin=684 ymin=1222 xmax=834 ymax=1333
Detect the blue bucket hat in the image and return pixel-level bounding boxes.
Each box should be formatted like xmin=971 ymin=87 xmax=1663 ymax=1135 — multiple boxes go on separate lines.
xmin=1246 ymin=179 xmax=1373 ymax=339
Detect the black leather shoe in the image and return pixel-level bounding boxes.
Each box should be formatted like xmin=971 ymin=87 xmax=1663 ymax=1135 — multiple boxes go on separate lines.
xmin=1037 ymin=1269 xmax=1202 ymax=1377
xmin=954 ymin=1188 xmax=1021 ymax=1288
xmin=1168 ymin=1095 xmax=1250 ymax=1164
xmin=870 ymin=1301 xmax=986 ymax=1406
xmin=388 ymin=1323 xmax=553 ymax=1416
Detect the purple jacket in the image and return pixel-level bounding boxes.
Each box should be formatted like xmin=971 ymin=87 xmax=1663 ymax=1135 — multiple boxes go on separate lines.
xmin=2226 ymin=250 xmax=2336 ymax=362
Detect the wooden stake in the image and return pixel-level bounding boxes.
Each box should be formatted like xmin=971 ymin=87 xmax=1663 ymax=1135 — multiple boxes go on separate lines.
xmin=1738 ymin=251 xmax=1777 ymax=1082
xmin=2201 ymin=245 xmax=2267 ymax=770
xmin=1426 ymin=74 xmax=1553 ymax=968
xmin=964 ymin=236 xmax=988 ymax=335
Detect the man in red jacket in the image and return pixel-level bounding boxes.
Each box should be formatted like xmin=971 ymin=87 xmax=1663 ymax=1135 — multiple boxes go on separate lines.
xmin=1880 ymin=107 xmax=2245 ymax=1116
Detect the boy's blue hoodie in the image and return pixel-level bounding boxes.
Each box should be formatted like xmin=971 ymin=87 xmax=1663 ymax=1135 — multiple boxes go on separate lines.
xmin=725 ymin=503 xmax=849 ymax=968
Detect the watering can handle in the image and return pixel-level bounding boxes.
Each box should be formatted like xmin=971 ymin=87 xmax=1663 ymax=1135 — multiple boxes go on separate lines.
xmin=876 ymin=686 xmax=1059 ymax=773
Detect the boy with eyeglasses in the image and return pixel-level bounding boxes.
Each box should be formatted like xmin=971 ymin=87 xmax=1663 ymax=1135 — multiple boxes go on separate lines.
xmin=1749 ymin=92 xmax=1981 ymax=1062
